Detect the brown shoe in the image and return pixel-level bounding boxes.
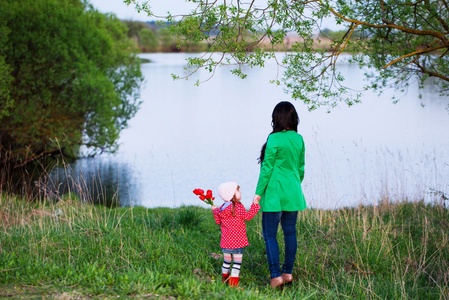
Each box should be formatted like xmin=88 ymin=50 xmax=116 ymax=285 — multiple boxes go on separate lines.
xmin=270 ymin=276 xmax=284 ymax=288
xmin=281 ymin=273 xmax=293 ymax=283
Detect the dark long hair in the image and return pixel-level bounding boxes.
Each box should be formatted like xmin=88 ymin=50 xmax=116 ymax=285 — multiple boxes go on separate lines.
xmin=258 ymin=101 xmax=299 ymax=164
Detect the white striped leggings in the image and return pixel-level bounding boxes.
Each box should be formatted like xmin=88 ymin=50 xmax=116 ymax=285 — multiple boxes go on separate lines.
xmin=222 ymin=253 xmax=243 ymax=277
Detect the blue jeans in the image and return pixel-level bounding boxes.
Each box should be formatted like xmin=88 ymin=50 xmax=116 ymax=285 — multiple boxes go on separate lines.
xmin=262 ymin=211 xmax=298 ymax=279
xmin=221 ymin=248 xmax=244 ymax=254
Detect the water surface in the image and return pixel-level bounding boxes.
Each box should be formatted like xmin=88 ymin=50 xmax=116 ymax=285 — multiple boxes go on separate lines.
xmin=52 ymin=53 xmax=449 ymax=209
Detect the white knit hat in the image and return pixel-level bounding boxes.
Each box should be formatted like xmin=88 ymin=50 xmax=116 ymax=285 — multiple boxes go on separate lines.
xmin=218 ymin=181 xmax=238 ymax=202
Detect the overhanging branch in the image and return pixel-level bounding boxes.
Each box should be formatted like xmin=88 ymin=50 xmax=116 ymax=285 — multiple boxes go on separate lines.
xmin=325 ymin=1 xmax=449 ymax=44
xmin=382 ymin=43 xmax=449 ymax=69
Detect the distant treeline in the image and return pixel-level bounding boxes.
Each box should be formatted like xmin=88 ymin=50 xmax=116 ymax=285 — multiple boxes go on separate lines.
xmin=122 ymin=20 xmax=209 ymax=53
xmin=122 ymin=20 xmax=354 ymax=53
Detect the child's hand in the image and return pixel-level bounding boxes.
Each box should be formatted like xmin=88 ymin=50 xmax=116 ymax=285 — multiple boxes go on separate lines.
xmin=211 ymin=205 xmax=217 ymax=210
xmin=253 ymin=195 xmax=261 ymax=205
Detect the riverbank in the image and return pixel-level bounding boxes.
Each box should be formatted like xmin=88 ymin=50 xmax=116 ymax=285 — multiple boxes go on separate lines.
xmin=1 ymin=194 xmax=448 ymax=299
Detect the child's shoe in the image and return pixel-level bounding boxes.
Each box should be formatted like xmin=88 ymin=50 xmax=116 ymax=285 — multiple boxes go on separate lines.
xmin=222 ymin=273 xmax=229 ymax=283
xmin=228 ymin=277 xmax=240 ymax=287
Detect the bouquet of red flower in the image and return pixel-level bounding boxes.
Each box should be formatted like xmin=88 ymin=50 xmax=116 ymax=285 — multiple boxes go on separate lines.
xmin=193 ymin=188 xmax=215 ymax=206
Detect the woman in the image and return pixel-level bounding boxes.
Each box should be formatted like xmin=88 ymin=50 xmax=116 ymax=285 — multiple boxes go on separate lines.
xmin=253 ymin=101 xmax=306 ymax=288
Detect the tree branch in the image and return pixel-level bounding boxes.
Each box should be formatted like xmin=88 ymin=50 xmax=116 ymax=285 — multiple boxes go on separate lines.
xmin=440 ymin=0 xmax=449 ymax=12
xmin=381 ymin=43 xmax=449 ymax=69
xmin=332 ymin=23 xmax=359 ymax=60
xmin=424 ymin=0 xmax=449 ymax=33
xmin=12 ymin=148 xmax=63 ymax=169
xmin=415 ymin=60 xmax=449 ymax=82
xmin=325 ymin=1 xmax=449 ymax=43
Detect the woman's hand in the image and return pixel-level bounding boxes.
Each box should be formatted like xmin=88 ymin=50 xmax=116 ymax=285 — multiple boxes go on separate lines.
xmin=253 ymin=195 xmax=261 ymax=205
xmin=211 ymin=205 xmax=217 ymax=210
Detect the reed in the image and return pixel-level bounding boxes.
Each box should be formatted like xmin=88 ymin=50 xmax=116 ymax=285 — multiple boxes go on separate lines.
xmin=0 ymin=192 xmax=448 ymax=299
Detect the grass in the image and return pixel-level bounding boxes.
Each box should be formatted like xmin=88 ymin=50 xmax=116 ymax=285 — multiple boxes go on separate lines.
xmin=0 ymin=193 xmax=448 ymax=299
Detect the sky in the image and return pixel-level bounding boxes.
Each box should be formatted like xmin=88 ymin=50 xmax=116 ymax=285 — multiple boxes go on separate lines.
xmin=87 ymin=0 xmax=344 ymax=30
xmin=87 ymin=0 xmax=200 ymax=21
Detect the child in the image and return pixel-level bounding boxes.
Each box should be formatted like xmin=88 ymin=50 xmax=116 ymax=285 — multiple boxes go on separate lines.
xmin=211 ymin=181 xmax=260 ymax=288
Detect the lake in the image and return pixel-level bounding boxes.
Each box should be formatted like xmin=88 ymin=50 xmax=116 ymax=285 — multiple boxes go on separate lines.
xmin=51 ymin=53 xmax=449 ymax=210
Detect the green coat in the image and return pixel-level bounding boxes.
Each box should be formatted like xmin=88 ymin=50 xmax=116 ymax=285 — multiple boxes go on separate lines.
xmin=255 ymin=130 xmax=306 ymax=212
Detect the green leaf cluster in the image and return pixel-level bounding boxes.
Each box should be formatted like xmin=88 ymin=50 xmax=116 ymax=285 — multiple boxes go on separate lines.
xmin=344 ymin=0 xmax=449 ymax=99
xmin=1 ymin=0 xmax=143 ymax=167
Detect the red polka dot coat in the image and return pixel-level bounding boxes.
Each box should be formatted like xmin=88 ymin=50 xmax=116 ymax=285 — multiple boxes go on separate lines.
xmin=213 ymin=202 xmax=260 ymax=249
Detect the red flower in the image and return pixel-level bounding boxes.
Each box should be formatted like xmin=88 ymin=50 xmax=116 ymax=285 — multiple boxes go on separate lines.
xmin=193 ymin=189 xmax=204 ymax=196
xmin=206 ymin=190 xmax=213 ymax=199
xmin=193 ymin=187 xmax=214 ymax=206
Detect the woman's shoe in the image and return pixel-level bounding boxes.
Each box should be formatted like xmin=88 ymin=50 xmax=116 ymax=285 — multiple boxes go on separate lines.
xmin=281 ymin=273 xmax=293 ymax=283
xmin=270 ymin=276 xmax=284 ymax=288
xmin=222 ymin=273 xmax=229 ymax=283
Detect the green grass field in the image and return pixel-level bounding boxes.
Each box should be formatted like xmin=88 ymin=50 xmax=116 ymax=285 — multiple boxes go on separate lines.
xmin=1 ymin=194 xmax=448 ymax=299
